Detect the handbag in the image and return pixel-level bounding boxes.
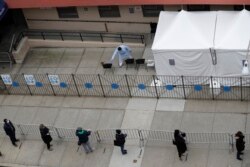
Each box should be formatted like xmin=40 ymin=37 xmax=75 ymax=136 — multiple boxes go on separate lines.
xmin=114 ymin=140 xmax=120 ymax=146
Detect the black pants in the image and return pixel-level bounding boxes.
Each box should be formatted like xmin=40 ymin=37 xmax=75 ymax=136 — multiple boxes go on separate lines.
xmin=120 ymin=144 xmax=127 ymax=154
xmin=8 ymin=134 xmax=17 ymax=145
xmin=237 ymin=151 xmax=243 ymax=159
xmin=46 ymin=142 xmax=51 ymax=149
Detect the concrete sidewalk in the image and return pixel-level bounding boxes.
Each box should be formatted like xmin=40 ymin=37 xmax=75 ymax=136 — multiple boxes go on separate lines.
xmin=0 ymin=35 xmax=249 ymax=167
xmin=0 ymin=95 xmax=249 ymax=167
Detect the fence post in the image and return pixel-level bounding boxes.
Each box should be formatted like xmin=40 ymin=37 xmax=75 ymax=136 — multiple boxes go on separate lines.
xmin=229 ymin=133 xmax=234 ymax=153
xmin=60 ymin=32 xmax=64 ymax=41
xmin=72 ymin=74 xmax=80 ymax=97
xmin=98 ymin=74 xmax=105 ymax=97
xmin=140 ymin=35 xmax=144 ymax=44
xmin=17 ymin=124 xmax=25 ymax=136
xmin=46 ymin=73 xmax=56 ymax=96
xmin=125 ymin=74 xmax=132 ymax=97
xmin=100 ymin=34 xmax=104 ymax=42
xmin=152 ymin=75 xmax=159 ymax=99
xmin=181 ymin=75 xmax=186 ymax=99
xmin=2 ymin=80 xmax=10 ymax=95
xmin=240 ymin=77 xmax=243 ymax=101
xmin=41 ymin=32 xmax=45 ymax=40
xmin=95 ymin=131 xmax=101 ymax=143
xmin=54 ymin=127 xmax=63 ymax=139
xmin=120 ymin=34 xmax=123 ymax=43
xmin=22 ymin=73 xmax=32 ymax=96
xmin=79 ymin=33 xmax=83 ymax=41
xmin=138 ymin=130 xmax=144 ymax=148
xmin=210 ymin=76 xmax=214 ymax=100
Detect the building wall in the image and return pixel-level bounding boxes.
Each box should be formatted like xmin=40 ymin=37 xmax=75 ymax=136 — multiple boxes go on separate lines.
xmin=23 ymin=5 xmax=234 ymax=33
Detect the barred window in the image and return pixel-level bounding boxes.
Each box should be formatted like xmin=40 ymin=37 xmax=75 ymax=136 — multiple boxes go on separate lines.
xmin=187 ymin=5 xmax=210 ymax=11
xmin=142 ymin=5 xmax=164 ymax=17
xmin=98 ymin=6 xmax=120 ymax=17
xmin=57 ymin=7 xmax=79 ymax=18
xmin=234 ymin=5 xmax=250 ymax=11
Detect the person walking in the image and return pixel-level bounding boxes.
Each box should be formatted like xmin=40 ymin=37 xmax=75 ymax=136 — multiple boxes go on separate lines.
xmin=115 ymin=129 xmax=127 ymax=155
xmin=75 ymin=127 xmax=93 ymax=154
xmin=39 ymin=124 xmax=53 ymax=151
xmin=109 ymin=45 xmax=133 ymax=67
xmin=235 ymin=131 xmax=245 ymax=160
xmin=3 ymin=119 xmax=19 ymax=147
xmin=173 ymin=129 xmax=187 ymax=161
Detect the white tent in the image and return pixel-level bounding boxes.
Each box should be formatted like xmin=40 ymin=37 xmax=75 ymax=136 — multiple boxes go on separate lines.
xmin=152 ymin=10 xmax=250 ymax=77
xmin=152 ymin=10 xmax=217 ymax=76
xmin=215 ymin=10 xmax=250 ymax=76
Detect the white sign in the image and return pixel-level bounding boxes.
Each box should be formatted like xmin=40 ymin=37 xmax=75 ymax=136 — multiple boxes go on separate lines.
xmin=48 ymin=75 xmax=60 ymax=85
xmin=24 ymin=75 xmax=36 ymax=85
xmin=1 ymin=74 xmax=12 ymax=85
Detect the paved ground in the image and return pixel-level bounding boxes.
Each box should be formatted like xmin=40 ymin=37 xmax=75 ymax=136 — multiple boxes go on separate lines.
xmin=0 ymin=95 xmax=248 ymax=167
xmin=0 ymin=35 xmax=249 ymax=167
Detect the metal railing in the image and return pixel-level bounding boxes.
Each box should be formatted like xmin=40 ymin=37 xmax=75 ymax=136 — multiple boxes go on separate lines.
xmin=2 ymin=73 xmax=250 ymax=101
xmin=0 ymin=123 xmax=241 ymax=151
xmin=0 ymin=35 xmax=16 ymax=67
xmin=13 ymin=30 xmax=145 ymax=50
xmin=0 ymin=52 xmax=13 ymax=68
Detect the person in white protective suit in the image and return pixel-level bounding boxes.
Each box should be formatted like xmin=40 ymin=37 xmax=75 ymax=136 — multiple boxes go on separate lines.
xmin=109 ymin=45 xmax=133 ymax=67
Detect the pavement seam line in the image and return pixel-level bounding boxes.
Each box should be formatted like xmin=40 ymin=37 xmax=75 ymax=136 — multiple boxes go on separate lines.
xmin=74 ymin=48 xmax=85 ymax=74
xmin=205 ymin=112 xmax=216 ymax=167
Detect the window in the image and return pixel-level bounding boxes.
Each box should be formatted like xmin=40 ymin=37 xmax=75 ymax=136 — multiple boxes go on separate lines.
xmin=234 ymin=5 xmax=250 ymax=11
xmin=187 ymin=5 xmax=210 ymax=11
xmin=129 ymin=7 xmax=135 ymax=14
xmin=57 ymin=7 xmax=79 ymax=18
xmin=98 ymin=6 xmax=120 ymax=17
xmin=142 ymin=5 xmax=164 ymax=17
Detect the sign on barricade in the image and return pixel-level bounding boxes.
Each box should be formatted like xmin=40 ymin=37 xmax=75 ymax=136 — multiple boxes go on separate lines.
xmin=48 ymin=75 xmax=60 ymax=85
xmin=1 ymin=74 xmax=12 ymax=85
xmin=24 ymin=74 xmax=36 ymax=85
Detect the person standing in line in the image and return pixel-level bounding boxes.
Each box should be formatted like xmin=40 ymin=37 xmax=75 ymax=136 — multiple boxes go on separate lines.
xmin=39 ymin=124 xmax=53 ymax=151
xmin=235 ymin=131 xmax=245 ymax=160
xmin=109 ymin=45 xmax=133 ymax=67
xmin=173 ymin=129 xmax=187 ymax=161
xmin=115 ymin=129 xmax=127 ymax=155
xmin=75 ymin=127 xmax=93 ymax=154
xmin=3 ymin=119 xmax=19 ymax=147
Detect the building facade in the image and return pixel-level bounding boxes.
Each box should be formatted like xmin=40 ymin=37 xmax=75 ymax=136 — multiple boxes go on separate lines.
xmin=4 ymin=0 xmax=250 ymax=33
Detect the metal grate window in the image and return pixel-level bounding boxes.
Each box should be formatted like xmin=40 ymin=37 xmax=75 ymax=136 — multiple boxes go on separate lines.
xmin=142 ymin=5 xmax=164 ymax=17
xmin=187 ymin=5 xmax=210 ymax=11
xmin=98 ymin=6 xmax=120 ymax=17
xmin=234 ymin=5 xmax=250 ymax=11
xmin=57 ymin=7 xmax=79 ymax=18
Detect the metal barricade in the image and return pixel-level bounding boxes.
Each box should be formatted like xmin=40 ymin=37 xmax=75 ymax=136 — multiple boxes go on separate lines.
xmin=0 ymin=122 xmax=242 ymax=152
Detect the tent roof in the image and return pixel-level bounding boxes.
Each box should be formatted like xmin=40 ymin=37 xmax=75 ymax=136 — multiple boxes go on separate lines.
xmin=152 ymin=10 xmax=216 ymax=50
xmin=215 ymin=10 xmax=250 ymax=50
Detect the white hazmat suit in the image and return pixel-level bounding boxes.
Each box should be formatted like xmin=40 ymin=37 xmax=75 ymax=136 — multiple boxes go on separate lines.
xmin=109 ymin=45 xmax=132 ymax=67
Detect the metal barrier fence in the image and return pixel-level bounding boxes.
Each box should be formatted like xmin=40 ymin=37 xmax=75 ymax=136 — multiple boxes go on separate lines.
xmin=0 ymin=123 xmax=241 ymax=151
xmin=2 ymin=73 xmax=250 ymax=101
xmin=13 ymin=30 xmax=145 ymax=50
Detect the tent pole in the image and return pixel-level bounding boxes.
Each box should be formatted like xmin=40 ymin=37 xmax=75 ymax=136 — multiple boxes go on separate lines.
xmin=246 ymin=40 xmax=250 ymax=60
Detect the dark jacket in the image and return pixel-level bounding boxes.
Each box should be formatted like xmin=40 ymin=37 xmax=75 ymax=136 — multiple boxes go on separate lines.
xmin=115 ymin=133 xmax=127 ymax=146
xmin=236 ymin=136 xmax=245 ymax=152
xmin=40 ymin=127 xmax=52 ymax=143
xmin=3 ymin=121 xmax=15 ymax=136
xmin=76 ymin=129 xmax=91 ymax=144
xmin=173 ymin=134 xmax=187 ymax=154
